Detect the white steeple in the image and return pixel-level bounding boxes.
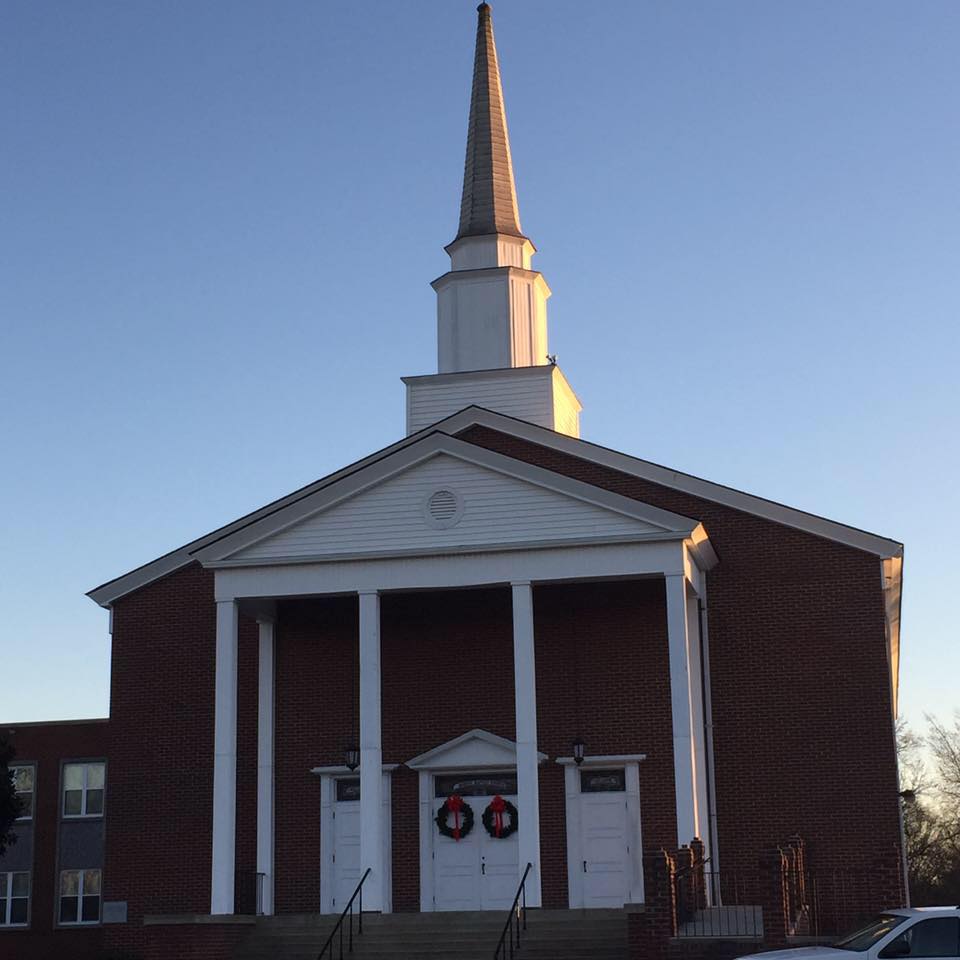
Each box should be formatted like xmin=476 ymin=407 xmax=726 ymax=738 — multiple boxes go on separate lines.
xmin=403 ymin=3 xmax=581 ymax=437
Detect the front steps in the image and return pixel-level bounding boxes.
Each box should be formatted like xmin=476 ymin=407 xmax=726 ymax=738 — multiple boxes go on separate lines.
xmin=234 ymin=908 xmax=628 ymax=960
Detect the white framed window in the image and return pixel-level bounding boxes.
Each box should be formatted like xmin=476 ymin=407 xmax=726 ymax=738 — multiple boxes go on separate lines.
xmin=62 ymin=762 xmax=105 ymax=818
xmin=59 ymin=869 xmax=101 ymax=925
xmin=11 ymin=766 xmax=34 ymax=821
xmin=0 ymin=872 xmax=30 ymax=927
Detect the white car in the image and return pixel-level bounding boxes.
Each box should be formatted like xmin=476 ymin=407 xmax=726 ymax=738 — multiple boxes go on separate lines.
xmin=738 ymin=909 xmax=960 ymax=960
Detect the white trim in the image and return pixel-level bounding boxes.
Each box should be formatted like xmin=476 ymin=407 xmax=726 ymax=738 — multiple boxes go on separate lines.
xmin=61 ymin=761 xmax=105 ymax=819
xmin=87 ymin=404 xmax=900 ymax=609
xmin=418 ymin=770 xmax=434 ymax=913
xmin=214 ymin=540 xmax=688 ymax=602
xmin=512 ymin=582 xmax=542 ymax=907
xmin=406 ymin=729 xmax=547 ymax=770
xmin=665 ymin=574 xmax=700 ymax=846
xmin=0 ymin=871 xmax=30 ymax=927
xmin=208 ymin=531 xmax=692 ymax=570
xmin=256 ymin=616 xmax=275 ymax=916
xmin=57 ymin=868 xmax=101 ymax=926
xmin=211 ymin=599 xmax=238 ymax=915
xmin=434 ymin=408 xmax=903 ymax=558
xmin=318 ymin=769 xmax=393 ymax=915
xmin=698 ymin=584 xmax=722 ymax=878
xmin=556 ymin=754 xmax=647 ymax=766
xmin=194 ymin=434 xmax=699 ymax=566
xmin=562 ymin=759 xmax=645 ymax=908
xmin=359 ymin=592 xmax=384 ymax=912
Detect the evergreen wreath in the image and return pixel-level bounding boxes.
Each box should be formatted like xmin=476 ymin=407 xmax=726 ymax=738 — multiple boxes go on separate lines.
xmin=435 ymin=795 xmax=474 ymax=841
xmin=482 ymin=795 xmax=519 ymax=839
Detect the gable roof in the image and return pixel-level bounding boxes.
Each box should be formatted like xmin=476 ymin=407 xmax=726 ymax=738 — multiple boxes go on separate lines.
xmin=193 ymin=432 xmax=702 ymax=567
xmin=406 ymin=729 xmax=548 ymax=770
xmin=87 ymin=404 xmax=901 ymax=608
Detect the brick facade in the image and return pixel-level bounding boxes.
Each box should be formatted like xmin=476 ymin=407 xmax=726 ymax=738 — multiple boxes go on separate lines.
xmin=5 ymin=424 xmax=904 ymax=956
xmin=458 ymin=425 xmax=904 ymax=914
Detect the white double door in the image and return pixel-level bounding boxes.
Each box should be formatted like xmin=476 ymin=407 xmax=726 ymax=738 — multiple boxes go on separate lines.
xmin=433 ymin=794 xmax=519 ymax=911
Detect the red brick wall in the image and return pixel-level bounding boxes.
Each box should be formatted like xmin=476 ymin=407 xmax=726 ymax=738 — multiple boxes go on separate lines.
xmin=382 ymin=587 xmax=516 ymax=910
xmin=458 ymin=425 xmax=903 ymax=909
xmin=0 ymin=720 xmax=108 ymax=960
xmin=534 ymin=580 xmax=675 ymax=907
xmin=274 ymin=595 xmax=357 ymax=913
xmin=103 ymin=562 xmax=259 ymax=958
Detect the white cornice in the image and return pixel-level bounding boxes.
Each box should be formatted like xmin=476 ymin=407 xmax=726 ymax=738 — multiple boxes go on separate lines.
xmin=87 ymin=403 xmax=901 ymax=608
xmin=436 ymin=407 xmax=903 ymax=560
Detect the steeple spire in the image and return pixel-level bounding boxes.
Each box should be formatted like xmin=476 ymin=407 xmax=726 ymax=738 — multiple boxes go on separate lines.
xmin=455 ymin=2 xmax=523 ymax=241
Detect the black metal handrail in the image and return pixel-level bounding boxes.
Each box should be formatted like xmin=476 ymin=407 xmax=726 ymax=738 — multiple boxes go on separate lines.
xmin=317 ymin=867 xmax=371 ymax=960
xmin=494 ymin=862 xmax=533 ymax=959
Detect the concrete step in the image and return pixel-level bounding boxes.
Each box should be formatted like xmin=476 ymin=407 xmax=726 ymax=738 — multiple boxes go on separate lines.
xmin=233 ymin=908 xmax=628 ymax=960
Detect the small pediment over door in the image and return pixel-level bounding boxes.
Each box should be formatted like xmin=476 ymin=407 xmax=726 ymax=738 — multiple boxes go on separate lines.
xmin=405 ymin=729 xmax=548 ymax=771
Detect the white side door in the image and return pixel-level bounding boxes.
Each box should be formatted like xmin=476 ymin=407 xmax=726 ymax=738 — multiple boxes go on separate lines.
xmin=332 ymin=793 xmax=362 ymax=912
xmin=579 ymin=777 xmax=630 ymax=908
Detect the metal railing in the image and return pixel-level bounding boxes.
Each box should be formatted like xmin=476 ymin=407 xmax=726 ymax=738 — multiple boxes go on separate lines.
xmin=675 ymin=867 xmax=764 ymax=938
xmin=494 ymin=862 xmax=533 ymax=959
xmin=317 ymin=867 xmax=371 ymax=960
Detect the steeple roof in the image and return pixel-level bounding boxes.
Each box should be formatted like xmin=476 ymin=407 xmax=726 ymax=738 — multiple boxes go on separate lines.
xmin=455 ymin=3 xmax=524 ymax=241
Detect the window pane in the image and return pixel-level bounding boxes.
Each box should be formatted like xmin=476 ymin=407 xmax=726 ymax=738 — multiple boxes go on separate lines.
xmin=906 ymin=918 xmax=960 ymax=957
xmin=11 ymin=873 xmax=29 ymax=897
xmin=81 ymin=895 xmax=100 ymax=922
xmin=0 ymin=873 xmax=7 ymax=898
xmin=13 ymin=767 xmax=34 ymax=792
xmin=580 ymin=768 xmax=627 ymax=793
xmin=64 ymin=790 xmax=82 ymax=815
xmin=87 ymin=764 xmax=105 ymax=790
xmin=10 ymin=898 xmax=28 ymax=925
xmin=60 ymin=896 xmax=78 ymax=923
xmin=86 ymin=790 xmax=104 ymax=815
xmin=64 ymin=765 xmax=84 ymax=791
xmin=61 ymin=871 xmax=80 ymax=896
xmin=336 ymin=779 xmax=361 ymax=802
xmin=83 ymin=870 xmax=101 ymax=895
xmin=434 ymin=773 xmax=518 ymax=797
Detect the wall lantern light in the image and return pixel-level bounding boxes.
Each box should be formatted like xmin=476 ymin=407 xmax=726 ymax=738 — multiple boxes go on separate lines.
xmin=573 ymin=738 xmax=585 ymax=766
xmin=345 ymin=746 xmax=360 ymax=772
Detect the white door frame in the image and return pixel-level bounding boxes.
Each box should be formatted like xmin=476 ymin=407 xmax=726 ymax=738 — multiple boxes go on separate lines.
xmin=314 ymin=764 xmax=396 ymax=914
xmin=407 ymin=729 xmax=547 ymax=913
xmin=558 ymin=754 xmax=646 ymax=907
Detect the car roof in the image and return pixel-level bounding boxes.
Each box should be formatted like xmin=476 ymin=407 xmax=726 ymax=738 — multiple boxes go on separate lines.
xmin=887 ymin=908 xmax=960 ymax=917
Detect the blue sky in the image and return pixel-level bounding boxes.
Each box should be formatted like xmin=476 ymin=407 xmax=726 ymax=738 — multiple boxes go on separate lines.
xmin=1 ymin=1 xmax=957 ymax=729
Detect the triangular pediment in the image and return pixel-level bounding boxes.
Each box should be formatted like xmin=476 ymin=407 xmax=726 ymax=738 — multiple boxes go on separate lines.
xmin=406 ymin=729 xmax=547 ymax=771
xmin=201 ymin=434 xmax=697 ymax=566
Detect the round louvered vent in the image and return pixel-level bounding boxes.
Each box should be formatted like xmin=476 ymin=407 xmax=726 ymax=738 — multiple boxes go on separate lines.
xmin=423 ymin=488 xmax=464 ymax=529
xmin=428 ymin=490 xmax=458 ymax=521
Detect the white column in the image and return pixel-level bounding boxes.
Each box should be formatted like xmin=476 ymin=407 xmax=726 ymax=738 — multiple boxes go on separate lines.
xmin=256 ymin=615 xmax=276 ymax=915
xmin=359 ymin=590 xmax=385 ymax=911
xmin=511 ymin=581 xmax=542 ymax=906
xmin=211 ymin=599 xmax=239 ymax=914
xmin=665 ymin=574 xmax=700 ymax=846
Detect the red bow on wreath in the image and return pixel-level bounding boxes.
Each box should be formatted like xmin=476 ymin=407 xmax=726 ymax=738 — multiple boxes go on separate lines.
xmin=489 ymin=795 xmax=507 ymax=838
xmin=447 ymin=794 xmax=464 ymax=841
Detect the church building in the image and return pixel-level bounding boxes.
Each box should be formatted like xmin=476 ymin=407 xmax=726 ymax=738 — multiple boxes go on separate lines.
xmin=1 ymin=5 xmax=905 ymax=959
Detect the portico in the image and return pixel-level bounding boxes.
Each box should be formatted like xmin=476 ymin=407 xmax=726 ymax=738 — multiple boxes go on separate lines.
xmin=199 ymin=438 xmax=718 ymax=915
